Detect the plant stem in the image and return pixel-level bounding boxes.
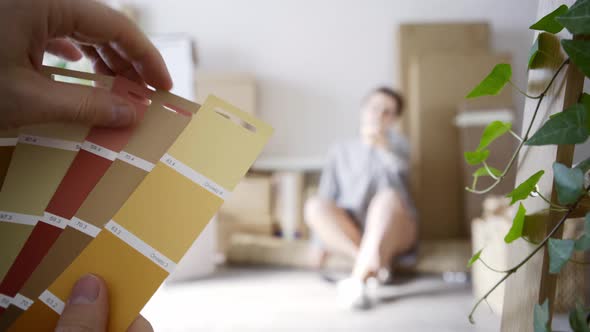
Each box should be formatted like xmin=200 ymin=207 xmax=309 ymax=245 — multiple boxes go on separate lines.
xmin=509 ymin=130 xmax=524 ymax=142
xmin=466 ymin=59 xmax=570 ymax=195
xmin=482 ymin=162 xmax=500 ymax=180
xmin=535 ymin=191 xmax=568 ymax=210
xmin=478 ymin=258 xmax=511 ymax=273
xmin=468 ymin=184 xmax=586 ymax=324
xmin=509 ymin=80 xmax=540 ymax=99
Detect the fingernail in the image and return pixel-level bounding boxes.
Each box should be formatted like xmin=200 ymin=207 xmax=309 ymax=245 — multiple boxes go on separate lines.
xmin=69 ymin=274 xmax=100 ymax=305
xmin=111 ymin=99 xmax=136 ymax=127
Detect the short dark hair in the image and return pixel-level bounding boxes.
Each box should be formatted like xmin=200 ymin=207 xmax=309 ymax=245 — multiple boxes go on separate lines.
xmin=370 ymin=86 xmax=404 ymax=116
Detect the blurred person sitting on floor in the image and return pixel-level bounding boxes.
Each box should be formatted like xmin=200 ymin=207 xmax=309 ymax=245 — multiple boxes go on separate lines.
xmin=305 ymin=87 xmax=418 ymax=310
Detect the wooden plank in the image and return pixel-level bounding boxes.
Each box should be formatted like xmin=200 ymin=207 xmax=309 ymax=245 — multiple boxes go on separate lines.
xmin=397 ymin=22 xmax=490 ymax=132
xmin=500 ymin=1 xmax=582 ymax=330
xmin=407 ymin=53 xmax=512 ymax=240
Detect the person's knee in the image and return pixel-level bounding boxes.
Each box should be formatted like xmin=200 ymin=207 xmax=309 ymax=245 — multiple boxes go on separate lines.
xmin=304 ymin=196 xmax=332 ymax=227
xmin=372 ymin=188 xmax=400 ymax=206
xmin=304 ymin=195 xmax=322 ymax=224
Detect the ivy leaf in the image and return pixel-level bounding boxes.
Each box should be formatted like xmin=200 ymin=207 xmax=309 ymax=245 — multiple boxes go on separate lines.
xmin=466 ymin=64 xmax=512 ymax=99
xmin=530 ymin=4 xmax=568 ymax=33
xmin=548 ymin=238 xmax=575 ymax=274
xmin=553 ymin=162 xmax=585 ymax=205
xmin=473 ymin=166 xmax=503 ymax=178
xmin=581 ymin=93 xmax=590 ymax=131
xmin=464 ymin=149 xmax=490 ymax=165
xmin=556 ymin=0 xmax=590 ymax=35
xmin=529 ymin=36 xmax=542 ymax=69
xmin=467 ymin=249 xmax=483 ymax=268
xmin=526 ymin=104 xmax=589 ymax=146
xmin=562 ymin=39 xmax=590 ymax=78
xmin=477 ymin=121 xmax=512 ymax=151
xmin=533 ymin=299 xmax=551 ymax=332
xmin=569 ymin=301 xmax=590 ymax=332
xmin=506 ymin=171 xmax=545 ymax=205
xmin=505 ymin=203 xmax=526 ymax=243
xmin=575 ymin=213 xmax=590 ymax=251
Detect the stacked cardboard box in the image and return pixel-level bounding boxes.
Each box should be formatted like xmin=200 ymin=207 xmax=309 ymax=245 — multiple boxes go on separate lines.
xmin=217 ymin=174 xmax=275 ymax=255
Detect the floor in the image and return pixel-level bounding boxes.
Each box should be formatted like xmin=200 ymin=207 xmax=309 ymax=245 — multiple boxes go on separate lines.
xmin=141 ymin=266 xmax=507 ymax=332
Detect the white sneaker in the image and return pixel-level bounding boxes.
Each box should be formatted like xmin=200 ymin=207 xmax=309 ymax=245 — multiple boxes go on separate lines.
xmin=336 ymin=277 xmax=373 ymax=310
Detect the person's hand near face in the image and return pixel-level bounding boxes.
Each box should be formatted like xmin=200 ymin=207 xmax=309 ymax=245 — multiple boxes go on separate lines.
xmin=359 ymin=91 xmax=399 ymax=148
xmin=0 ymin=0 xmax=172 ymax=129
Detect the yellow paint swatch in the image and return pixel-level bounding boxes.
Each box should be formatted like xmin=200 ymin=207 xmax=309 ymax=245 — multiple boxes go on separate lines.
xmin=12 ymin=96 xmax=272 ymax=331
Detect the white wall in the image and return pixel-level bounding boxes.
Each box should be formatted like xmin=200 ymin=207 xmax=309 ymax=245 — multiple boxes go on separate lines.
xmin=136 ymin=0 xmax=539 ymax=160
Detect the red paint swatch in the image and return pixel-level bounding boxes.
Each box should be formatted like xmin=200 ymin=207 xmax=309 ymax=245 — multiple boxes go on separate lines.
xmin=0 ymin=77 xmax=151 ymax=314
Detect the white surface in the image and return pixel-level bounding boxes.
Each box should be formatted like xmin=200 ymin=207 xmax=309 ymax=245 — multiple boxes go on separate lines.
xmin=18 ymin=135 xmax=80 ymax=152
xmin=11 ymin=293 xmax=33 ymax=311
xmin=81 ymin=141 xmax=119 ymax=161
xmin=152 ymin=36 xmax=195 ymax=100
xmin=142 ymin=267 xmax=501 ymax=332
xmin=253 ymin=156 xmax=324 ymax=172
xmin=0 ymin=211 xmax=40 ymax=226
xmin=38 ymin=290 xmax=65 ymax=315
xmin=106 ymin=220 xmax=177 ymax=273
xmin=40 ymin=212 xmax=68 ymax=229
xmin=454 ymin=109 xmax=514 ymax=127
xmin=160 ymin=154 xmax=230 ymax=200
xmin=117 ymin=151 xmax=155 ymax=172
xmin=0 ymin=138 xmax=17 ymax=147
xmin=68 ymin=217 xmax=102 ymax=238
xmin=137 ymin=0 xmax=538 ymax=159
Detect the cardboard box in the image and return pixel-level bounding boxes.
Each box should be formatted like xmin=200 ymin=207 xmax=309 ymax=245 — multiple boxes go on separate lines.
xmin=196 ymin=72 xmax=256 ymax=114
xmin=407 ymin=53 xmax=513 ymax=240
xmin=398 ymin=22 xmax=490 ymax=132
xmin=219 ymin=174 xmax=272 ymax=223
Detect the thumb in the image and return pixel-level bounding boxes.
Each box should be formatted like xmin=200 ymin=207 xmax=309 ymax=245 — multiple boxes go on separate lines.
xmin=14 ymin=74 xmax=137 ymax=128
xmin=55 ymin=274 xmax=109 ymax=332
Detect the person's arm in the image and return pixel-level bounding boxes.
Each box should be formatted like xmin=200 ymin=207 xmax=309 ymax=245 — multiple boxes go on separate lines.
xmin=0 ymin=0 xmax=172 ymax=129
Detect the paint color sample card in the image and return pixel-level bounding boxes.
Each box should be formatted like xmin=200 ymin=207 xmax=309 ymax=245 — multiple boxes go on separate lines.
xmin=0 ymin=86 xmax=198 ymax=328
xmin=0 ymin=72 xmax=152 ymax=318
xmin=0 ymin=130 xmax=18 ymax=189
xmin=0 ymin=123 xmax=88 ymax=296
xmin=12 ymin=96 xmax=273 ymax=331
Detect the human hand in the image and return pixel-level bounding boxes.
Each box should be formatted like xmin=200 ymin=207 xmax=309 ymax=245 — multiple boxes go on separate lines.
xmin=0 ymin=0 xmax=172 ymax=129
xmin=55 ymin=274 xmax=153 ymax=332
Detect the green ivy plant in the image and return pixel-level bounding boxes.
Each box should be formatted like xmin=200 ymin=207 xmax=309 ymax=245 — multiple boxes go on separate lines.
xmin=464 ymin=0 xmax=590 ymax=330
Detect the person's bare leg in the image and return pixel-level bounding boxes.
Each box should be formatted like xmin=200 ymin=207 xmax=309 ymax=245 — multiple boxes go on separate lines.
xmin=352 ymin=189 xmax=417 ymax=281
xmin=304 ymin=196 xmax=362 ymax=260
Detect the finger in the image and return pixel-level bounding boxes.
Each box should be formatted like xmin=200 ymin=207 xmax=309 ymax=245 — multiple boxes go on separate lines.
xmin=55 ymin=274 xmax=109 ymax=332
xmin=127 ymin=315 xmax=154 ymax=332
xmin=79 ymin=45 xmax=115 ymax=77
xmin=52 ymin=0 xmax=172 ymax=90
xmin=7 ymin=72 xmax=136 ymax=128
xmin=95 ymin=44 xmax=144 ymax=84
xmin=46 ymin=38 xmax=83 ymax=61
